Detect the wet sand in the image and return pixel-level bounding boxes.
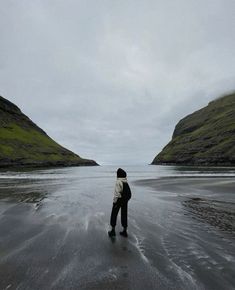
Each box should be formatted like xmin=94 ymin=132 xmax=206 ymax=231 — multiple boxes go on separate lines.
xmin=0 ymin=167 xmax=235 ymax=290
xmin=135 ymin=177 xmax=235 ymax=235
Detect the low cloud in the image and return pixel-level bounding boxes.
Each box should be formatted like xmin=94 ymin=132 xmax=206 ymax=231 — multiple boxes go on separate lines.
xmin=0 ymin=0 xmax=234 ymax=164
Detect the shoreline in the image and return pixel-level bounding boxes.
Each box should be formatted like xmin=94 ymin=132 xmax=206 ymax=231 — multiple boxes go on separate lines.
xmin=150 ymin=163 xmax=235 ymax=167
xmin=0 ymin=161 xmax=99 ymax=170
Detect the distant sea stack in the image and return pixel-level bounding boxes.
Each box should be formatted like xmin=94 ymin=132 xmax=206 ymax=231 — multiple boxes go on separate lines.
xmin=152 ymin=92 xmax=235 ymax=166
xmin=0 ymin=96 xmax=98 ymax=168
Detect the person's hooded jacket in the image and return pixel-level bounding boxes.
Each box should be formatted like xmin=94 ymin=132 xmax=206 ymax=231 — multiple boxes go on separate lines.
xmin=113 ymin=168 xmax=128 ymax=203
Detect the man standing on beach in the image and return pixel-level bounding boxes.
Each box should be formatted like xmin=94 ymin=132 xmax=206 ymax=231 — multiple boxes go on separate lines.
xmin=108 ymin=168 xmax=131 ymax=238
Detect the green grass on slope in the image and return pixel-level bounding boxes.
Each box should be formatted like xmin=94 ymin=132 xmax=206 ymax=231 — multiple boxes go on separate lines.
xmin=0 ymin=123 xmax=82 ymax=163
xmin=154 ymin=93 xmax=235 ymax=164
xmin=0 ymin=123 xmax=61 ymax=148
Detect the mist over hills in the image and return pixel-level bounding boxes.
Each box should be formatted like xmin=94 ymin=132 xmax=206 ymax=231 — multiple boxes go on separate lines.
xmin=152 ymin=92 xmax=235 ymax=166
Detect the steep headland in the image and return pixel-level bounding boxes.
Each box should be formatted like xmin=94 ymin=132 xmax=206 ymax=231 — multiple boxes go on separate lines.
xmin=0 ymin=96 xmax=98 ymax=168
xmin=152 ymin=92 xmax=235 ymax=166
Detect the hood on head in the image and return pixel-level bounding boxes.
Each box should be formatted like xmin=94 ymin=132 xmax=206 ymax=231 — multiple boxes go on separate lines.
xmin=117 ymin=168 xmax=127 ymax=178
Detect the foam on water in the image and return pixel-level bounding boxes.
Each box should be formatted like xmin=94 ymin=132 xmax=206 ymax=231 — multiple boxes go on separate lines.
xmin=1 ymin=165 xmax=235 ymax=180
xmin=131 ymin=234 xmax=150 ymax=264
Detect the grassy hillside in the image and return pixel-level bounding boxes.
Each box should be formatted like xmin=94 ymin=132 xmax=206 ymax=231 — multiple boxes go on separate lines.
xmin=152 ymin=92 xmax=235 ymax=166
xmin=0 ymin=96 xmax=97 ymax=168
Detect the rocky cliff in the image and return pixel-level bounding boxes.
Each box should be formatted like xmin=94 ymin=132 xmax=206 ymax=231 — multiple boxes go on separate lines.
xmin=0 ymin=96 xmax=98 ymax=168
xmin=152 ymin=92 xmax=235 ymax=166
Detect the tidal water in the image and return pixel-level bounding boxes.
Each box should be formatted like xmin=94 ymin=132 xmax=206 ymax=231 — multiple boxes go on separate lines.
xmin=0 ymin=165 xmax=234 ymax=290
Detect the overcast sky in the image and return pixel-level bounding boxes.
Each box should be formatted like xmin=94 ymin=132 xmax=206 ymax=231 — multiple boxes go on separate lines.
xmin=0 ymin=0 xmax=235 ymax=165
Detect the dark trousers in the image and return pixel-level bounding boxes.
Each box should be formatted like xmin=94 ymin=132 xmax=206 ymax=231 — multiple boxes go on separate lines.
xmin=110 ymin=199 xmax=128 ymax=228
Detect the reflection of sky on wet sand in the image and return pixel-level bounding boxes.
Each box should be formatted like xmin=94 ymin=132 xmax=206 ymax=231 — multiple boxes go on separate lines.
xmin=0 ymin=165 xmax=235 ymax=290
xmin=0 ymin=178 xmax=61 ymax=203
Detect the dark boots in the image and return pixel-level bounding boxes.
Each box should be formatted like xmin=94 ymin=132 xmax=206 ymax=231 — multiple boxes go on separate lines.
xmin=108 ymin=228 xmax=116 ymax=237
xmin=119 ymin=228 xmax=128 ymax=237
xmin=108 ymin=227 xmax=128 ymax=238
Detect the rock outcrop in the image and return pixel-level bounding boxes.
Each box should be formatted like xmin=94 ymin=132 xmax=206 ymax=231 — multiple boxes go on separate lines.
xmin=152 ymin=92 xmax=235 ymax=166
xmin=0 ymin=96 xmax=98 ymax=168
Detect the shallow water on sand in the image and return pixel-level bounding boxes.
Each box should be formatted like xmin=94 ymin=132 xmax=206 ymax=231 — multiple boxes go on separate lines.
xmin=0 ymin=165 xmax=235 ymax=290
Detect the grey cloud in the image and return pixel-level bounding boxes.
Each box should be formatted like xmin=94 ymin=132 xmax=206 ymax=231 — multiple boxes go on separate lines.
xmin=0 ymin=0 xmax=234 ymax=165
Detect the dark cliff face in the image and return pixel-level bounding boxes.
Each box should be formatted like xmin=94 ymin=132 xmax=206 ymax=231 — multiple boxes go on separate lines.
xmin=152 ymin=92 xmax=235 ymax=166
xmin=0 ymin=96 xmax=98 ymax=168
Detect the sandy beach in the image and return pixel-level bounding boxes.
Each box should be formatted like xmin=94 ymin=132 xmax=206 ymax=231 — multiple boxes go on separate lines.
xmin=0 ymin=166 xmax=235 ymax=290
xmin=135 ymin=177 xmax=235 ymax=235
